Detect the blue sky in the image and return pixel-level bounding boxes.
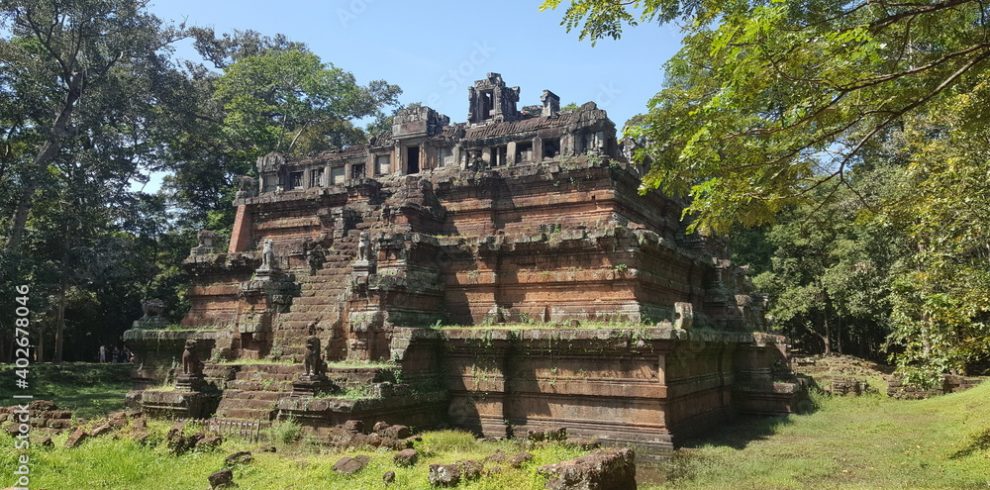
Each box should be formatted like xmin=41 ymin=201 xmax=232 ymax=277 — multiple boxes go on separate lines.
xmin=149 ymin=0 xmax=684 ymax=127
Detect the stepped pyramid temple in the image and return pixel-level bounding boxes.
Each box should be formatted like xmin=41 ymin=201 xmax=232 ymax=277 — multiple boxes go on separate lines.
xmin=125 ymin=73 xmax=799 ymax=459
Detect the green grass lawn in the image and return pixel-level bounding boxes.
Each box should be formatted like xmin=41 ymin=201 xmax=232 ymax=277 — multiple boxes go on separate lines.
xmin=0 ymin=422 xmax=584 ymax=489
xmin=645 ymin=382 xmax=990 ymax=489
xmin=0 ymin=363 xmax=133 ymax=419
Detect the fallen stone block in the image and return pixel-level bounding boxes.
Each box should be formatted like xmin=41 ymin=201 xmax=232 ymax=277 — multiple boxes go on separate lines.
xmin=384 ymin=424 xmax=411 ymax=439
xmin=428 ymin=463 xmax=460 ymax=487
xmin=224 ymin=450 xmax=253 ymax=466
xmin=208 ymin=468 xmax=233 ymax=489
xmin=333 ymin=455 xmax=370 ymax=475
xmin=29 ymin=400 xmax=57 ymax=411
xmin=89 ymin=423 xmax=113 ymax=438
xmin=428 ymin=460 xmax=483 ymax=487
xmin=537 ymin=448 xmax=636 ymax=490
xmin=64 ymin=428 xmax=88 ymax=448
xmin=394 ymin=448 xmax=418 ymax=467
xmin=196 ymin=434 xmax=223 ymax=451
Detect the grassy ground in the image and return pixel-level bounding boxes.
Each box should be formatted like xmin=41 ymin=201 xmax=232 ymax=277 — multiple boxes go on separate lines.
xmin=0 ymin=422 xmax=583 ymax=489
xmin=0 ymin=363 xmax=132 ymax=419
xmin=3 ymin=362 xmax=988 ymax=489
xmin=0 ymin=363 xmax=583 ymax=489
xmin=645 ymin=382 xmax=990 ymax=489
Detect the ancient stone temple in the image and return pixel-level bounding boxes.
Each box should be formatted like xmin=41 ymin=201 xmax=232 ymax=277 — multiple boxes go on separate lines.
xmin=124 ymin=73 xmax=798 ymax=459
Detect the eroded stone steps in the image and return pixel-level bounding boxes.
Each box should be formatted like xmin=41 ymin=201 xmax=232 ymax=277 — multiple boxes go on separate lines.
xmin=214 ymin=364 xmax=302 ymax=421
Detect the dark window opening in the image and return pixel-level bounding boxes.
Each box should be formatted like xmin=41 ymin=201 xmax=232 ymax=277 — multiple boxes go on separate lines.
xmin=289 ymin=171 xmax=304 ymax=189
xmin=407 ymin=146 xmax=420 ymax=174
xmin=515 ymin=141 xmax=533 ymax=163
xmin=351 ymin=164 xmax=365 ymax=180
xmin=542 ymin=138 xmax=560 ymax=160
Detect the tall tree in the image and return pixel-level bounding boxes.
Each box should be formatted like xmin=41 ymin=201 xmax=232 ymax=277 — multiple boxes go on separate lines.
xmin=544 ymin=0 xmax=990 ymax=378
xmin=214 ymin=48 xmax=400 ymax=158
xmin=0 ymin=0 xmax=179 ymax=253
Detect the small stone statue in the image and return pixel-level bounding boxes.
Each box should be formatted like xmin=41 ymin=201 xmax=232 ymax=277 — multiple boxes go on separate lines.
xmin=181 ymin=339 xmax=202 ymax=376
xmin=302 ymin=321 xmax=324 ymax=377
xmin=141 ymin=299 xmax=165 ymax=320
xmin=197 ymin=229 xmax=216 ymax=249
xmin=133 ymin=299 xmax=167 ymax=329
xmin=236 ymin=175 xmax=257 ymax=198
xmin=191 ymin=229 xmax=220 ymax=256
xmin=259 ymin=239 xmax=276 ymax=272
xmin=357 ymin=231 xmax=371 ymax=263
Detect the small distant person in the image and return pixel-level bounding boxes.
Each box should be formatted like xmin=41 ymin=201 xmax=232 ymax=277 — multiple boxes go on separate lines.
xmin=112 ymin=346 xmax=122 ymax=363
xmin=99 ymin=344 xmax=107 ymax=363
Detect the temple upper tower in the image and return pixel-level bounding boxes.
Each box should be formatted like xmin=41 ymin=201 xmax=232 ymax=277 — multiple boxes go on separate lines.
xmin=467 ymin=72 xmax=521 ymax=124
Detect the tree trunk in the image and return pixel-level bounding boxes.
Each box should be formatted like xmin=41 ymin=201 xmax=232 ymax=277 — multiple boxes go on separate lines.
xmin=35 ymin=322 xmax=44 ymax=363
xmin=837 ymin=317 xmax=844 ymax=354
xmin=54 ymin=277 xmax=67 ymax=363
xmin=822 ymin=316 xmax=832 ymax=355
xmin=4 ymin=78 xmax=81 ymax=254
xmin=53 ymin=211 xmax=70 ymax=364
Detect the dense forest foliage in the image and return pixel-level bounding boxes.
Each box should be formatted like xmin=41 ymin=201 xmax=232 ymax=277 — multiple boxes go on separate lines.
xmin=545 ymin=0 xmax=990 ymax=383
xmin=0 ymin=0 xmax=400 ymax=362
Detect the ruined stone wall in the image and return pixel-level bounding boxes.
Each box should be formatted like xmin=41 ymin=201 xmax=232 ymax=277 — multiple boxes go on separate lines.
xmin=434 ymin=327 xmax=792 ymax=461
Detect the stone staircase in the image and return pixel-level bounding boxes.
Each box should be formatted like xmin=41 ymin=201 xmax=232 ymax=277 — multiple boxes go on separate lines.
xmin=214 ymin=364 xmax=302 ymax=420
xmin=271 ymin=231 xmax=362 ymax=360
